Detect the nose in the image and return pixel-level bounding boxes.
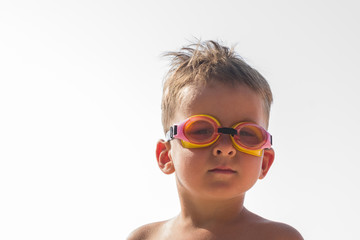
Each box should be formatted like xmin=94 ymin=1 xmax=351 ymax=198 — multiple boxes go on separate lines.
xmin=212 ymin=135 xmax=236 ymax=157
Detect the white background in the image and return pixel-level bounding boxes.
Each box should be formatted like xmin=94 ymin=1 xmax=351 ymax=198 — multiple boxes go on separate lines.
xmin=1 ymin=0 xmax=359 ymax=239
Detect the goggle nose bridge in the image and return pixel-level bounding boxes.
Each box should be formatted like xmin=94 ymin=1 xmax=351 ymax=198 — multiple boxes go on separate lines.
xmin=217 ymin=127 xmax=237 ymax=136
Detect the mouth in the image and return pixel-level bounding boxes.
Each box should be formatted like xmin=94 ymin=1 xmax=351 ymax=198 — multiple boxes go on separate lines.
xmin=208 ymin=167 xmax=237 ymax=174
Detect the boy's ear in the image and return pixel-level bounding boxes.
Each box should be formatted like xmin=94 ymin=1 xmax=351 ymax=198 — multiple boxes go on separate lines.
xmin=259 ymin=148 xmax=275 ymax=179
xmin=156 ymin=140 xmax=175 ymax=175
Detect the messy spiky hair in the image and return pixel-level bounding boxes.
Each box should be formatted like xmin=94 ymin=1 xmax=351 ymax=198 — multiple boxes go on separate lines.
xmin=161 ymin=40 xmax=273 ymax=132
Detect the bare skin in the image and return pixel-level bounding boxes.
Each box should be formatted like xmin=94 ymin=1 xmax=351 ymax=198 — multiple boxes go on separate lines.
xmin=128 ymin=83 xmax=303 ymax=240
xmin=127 ymin=207 xmax=303 ymax=240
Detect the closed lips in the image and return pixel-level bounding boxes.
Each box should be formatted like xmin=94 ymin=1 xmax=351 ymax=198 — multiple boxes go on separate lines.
xmin=209 ymin=168 xmax=236 ymax=173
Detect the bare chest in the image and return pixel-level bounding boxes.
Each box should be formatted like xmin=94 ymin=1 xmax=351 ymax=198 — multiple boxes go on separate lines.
xmin=150 ymin=227 xmax=263 ymax=240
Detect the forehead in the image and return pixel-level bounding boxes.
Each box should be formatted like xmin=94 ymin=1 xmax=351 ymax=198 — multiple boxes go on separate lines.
xmin=175 ymin=82 xmax=267 ymax=128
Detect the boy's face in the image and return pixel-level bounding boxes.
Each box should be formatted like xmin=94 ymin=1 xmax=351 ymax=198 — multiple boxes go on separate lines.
xmin=156 ymin=82 xmax=274 ymax=201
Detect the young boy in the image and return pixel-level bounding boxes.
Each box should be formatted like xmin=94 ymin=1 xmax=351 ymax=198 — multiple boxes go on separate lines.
xmin=128 ymin=40 xmax=303 ymax=240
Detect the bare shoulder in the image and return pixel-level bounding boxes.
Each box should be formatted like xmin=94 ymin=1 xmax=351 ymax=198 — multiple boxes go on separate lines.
xmin=243 ymin=209 xmax=303 ymax=240
xmin=259 ymin=220 xmax=303 ymax=240
xmin=126 ymin=221 xmax=166 ymax=240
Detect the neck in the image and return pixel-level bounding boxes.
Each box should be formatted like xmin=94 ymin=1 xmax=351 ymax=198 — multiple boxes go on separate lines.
xmin=176 ymin=189 xmax=246 ymax=229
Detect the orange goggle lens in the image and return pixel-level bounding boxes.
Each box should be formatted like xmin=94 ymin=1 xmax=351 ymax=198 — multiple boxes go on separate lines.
xmin=232 ymin=122 xmax=267 ymax=149
xmin=184 ymin=117 xmax=218 ymax=144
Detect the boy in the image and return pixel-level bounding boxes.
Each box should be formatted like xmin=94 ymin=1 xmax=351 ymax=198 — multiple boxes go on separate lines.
xmin=128 ymin=40 xmax=303 ymax=240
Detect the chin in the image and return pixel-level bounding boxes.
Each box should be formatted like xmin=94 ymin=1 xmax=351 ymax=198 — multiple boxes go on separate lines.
xmin=202 ymin=184 xmax=247 ymax=200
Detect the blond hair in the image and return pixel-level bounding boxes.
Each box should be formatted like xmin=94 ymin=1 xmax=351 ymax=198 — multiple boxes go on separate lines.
xmin=161 ymin=40 xmax=273 ymax=132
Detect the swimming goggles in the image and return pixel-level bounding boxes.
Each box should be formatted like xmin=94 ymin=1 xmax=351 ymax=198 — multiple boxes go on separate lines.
xmin=165 ymin=114 xmax=272 ymax=156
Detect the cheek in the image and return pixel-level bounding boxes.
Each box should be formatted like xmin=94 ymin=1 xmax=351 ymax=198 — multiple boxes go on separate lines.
xmin=169 ymin=143 xmax=208 ymax=180
xmin=235 ymin=152 xmax=263 ymax=177
xmin=171 ymin=145 xmax=199 ymax=171
xmin=239 ymin=157 xmax=263 ymax=184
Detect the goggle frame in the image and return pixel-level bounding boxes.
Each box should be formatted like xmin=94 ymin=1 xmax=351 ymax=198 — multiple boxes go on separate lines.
xmin=165 ymin=114 xmax=272 ymax=157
